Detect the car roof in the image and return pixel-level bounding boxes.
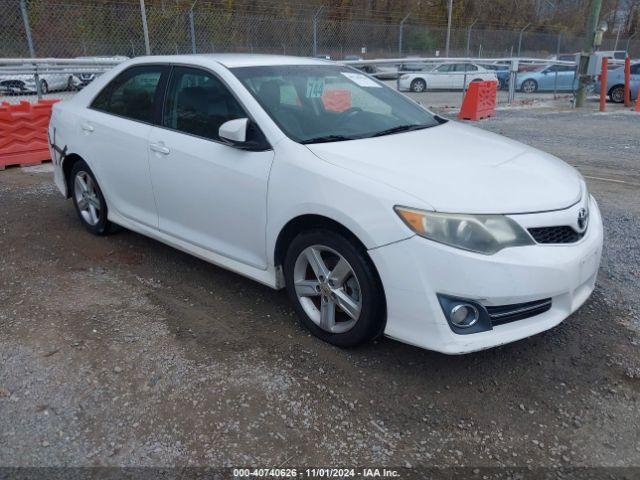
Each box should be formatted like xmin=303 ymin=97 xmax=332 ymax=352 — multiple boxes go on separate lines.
xmin=128 ymin=54 xmax=332 ymax=68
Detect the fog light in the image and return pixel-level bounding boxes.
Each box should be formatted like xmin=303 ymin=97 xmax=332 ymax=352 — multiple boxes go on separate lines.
xmin=450 ymin=304 xmax=479 ymax=328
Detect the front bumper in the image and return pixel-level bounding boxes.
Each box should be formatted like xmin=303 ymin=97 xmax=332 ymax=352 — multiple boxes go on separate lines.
xmin=369 ymin=196 xmax=603 ymax=354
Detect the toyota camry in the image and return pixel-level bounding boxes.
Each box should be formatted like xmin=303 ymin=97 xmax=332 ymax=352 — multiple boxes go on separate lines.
xmin=48 ymin=54 xmax=603 ymax=354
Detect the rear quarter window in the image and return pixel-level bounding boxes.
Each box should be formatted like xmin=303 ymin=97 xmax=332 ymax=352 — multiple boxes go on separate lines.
xmin=91 ymin=65 xmax=166 ymax=123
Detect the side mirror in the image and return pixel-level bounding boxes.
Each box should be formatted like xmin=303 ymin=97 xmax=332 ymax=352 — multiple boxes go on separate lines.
xmin=219 ymin=118 xmax=249 ymax=145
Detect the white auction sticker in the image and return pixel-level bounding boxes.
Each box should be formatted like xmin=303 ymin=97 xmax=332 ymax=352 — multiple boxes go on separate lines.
xmin=340 ymin=72 xmax=381 ymax=88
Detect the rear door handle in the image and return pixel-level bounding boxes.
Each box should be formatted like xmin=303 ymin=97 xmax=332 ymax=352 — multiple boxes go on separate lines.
xmin=149 ymin=143 xmax=170 ymax=155
xmin=81 ymin=122 xmax=94 ymax=133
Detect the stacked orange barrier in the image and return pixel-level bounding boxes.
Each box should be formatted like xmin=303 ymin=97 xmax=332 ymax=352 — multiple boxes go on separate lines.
xmin=0 ymin=99 xmax=60 ymax=169
xmin=458 ymin=81 xmax=497 ymax=121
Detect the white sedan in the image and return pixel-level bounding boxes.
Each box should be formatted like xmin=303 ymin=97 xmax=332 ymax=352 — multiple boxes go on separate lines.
xmin=0 ymin=72 xmax=77 ymax=94
xmin=398 ymin=62 xmax=498 ymax=92
xmin=49 ymin=54 xmax=602 ymax=354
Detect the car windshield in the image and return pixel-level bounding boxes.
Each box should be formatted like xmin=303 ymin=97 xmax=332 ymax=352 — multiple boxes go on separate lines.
xmin=231 ymin=65 xmax=442 ymax=144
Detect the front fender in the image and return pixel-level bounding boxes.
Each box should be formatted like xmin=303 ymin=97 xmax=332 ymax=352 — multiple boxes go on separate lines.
xmin=265 ymin=142 xmax=426 ymax=266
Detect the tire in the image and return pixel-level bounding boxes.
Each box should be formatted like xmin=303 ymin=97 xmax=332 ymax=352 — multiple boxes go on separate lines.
xmin=284 ymin=229 xmax=385 ymax=348
xmin=521 ymin=79 xmax=537 ymax=93
xmin=40 ymin=80 xmax=48 ymax=94
xmin=67 ymin=76 xmax=76 ymax=91
xmin=609 ymin=85 xmax=625 ymax=103
xmin=70 ymin=160 xmax=114 ymax=235
xmin=410 ymin=78 xmax=427 ymax=93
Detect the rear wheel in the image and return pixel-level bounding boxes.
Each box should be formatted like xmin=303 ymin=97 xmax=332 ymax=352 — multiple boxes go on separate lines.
xmin=410 ymin=78 xmax=426 ymax=93
xmin=284 ymin=229 xmax=385 ymax=348
xmin=70 ymin=160 xmax=114 ymax=235
xmin=521 ymin=79 xmax=537 ymax=93
xmin=609 ymin=85 xmax=625 ymax=103
xmin=40 ymin=80 xmax=48 ymax=94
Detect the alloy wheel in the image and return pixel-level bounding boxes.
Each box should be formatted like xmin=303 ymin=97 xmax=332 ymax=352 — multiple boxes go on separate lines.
xmin=522 ymin=80 xmax=536 ymax=93
xmin=610 ymin=86 xmax=624 ymax=103
xmin=293 ymin=245 xmax=362 ymax=334
xmin=74 ymin=171 xmax=102 ymax=226
xmin=411 ymin=79 xmax=426 ymax=92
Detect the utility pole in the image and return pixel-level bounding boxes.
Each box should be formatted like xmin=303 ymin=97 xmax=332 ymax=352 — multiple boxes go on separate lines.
xmin=575 ymin=0 xmax=602 ymax=107
xmin=445 ymin=0 xmax=453 ymax=57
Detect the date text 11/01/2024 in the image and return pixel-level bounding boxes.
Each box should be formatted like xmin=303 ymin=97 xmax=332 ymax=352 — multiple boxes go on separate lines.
xmin=232 ymin=468 xmax=400 ymax=477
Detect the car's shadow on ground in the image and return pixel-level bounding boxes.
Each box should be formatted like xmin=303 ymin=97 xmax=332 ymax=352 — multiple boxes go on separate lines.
xmin=103 ymin=221 xmax=626 ymax=394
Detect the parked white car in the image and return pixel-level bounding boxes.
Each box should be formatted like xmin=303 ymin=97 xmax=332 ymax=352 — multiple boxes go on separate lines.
xmin=49 ymin=55 xmax=602 ymax=354
xmin=398 ymin=62 xmax=498 ymax=92
xmin=0 ymin=71 xmax=77 ymax=94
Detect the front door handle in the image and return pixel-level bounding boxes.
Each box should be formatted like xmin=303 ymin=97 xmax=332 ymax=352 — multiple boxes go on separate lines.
xmin=81 ymin=122 xmax=94 ymax=133
xmin=149 ymin=143 xmax=170 ymax=155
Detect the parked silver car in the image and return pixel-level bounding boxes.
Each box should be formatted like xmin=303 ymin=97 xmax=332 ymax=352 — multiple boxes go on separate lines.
xmin=0 ymin=71 xmax=76 ymax=94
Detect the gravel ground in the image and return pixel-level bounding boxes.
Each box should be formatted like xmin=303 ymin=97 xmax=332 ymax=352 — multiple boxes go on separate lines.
xmin=1 ymin=106 xmax=639 ymax=473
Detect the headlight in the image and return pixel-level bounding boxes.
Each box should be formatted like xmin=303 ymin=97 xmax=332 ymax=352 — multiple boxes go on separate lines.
xmin=400 ymin=74 xmax=410 ymax=80
xmin=395 ymin=206 xmax=534 ymax=255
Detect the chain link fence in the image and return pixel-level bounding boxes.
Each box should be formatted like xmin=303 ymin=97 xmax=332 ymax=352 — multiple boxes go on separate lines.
xmin=2 ymin=0 xmax=639 ymax=60
xmin=1 ymin=0 xmax=638 ymax=108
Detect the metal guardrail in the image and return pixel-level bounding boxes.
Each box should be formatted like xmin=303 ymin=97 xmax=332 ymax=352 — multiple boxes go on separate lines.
xmin=0 ymin=55 xmax=625 ymax=103
xmin=0 ymin=57 xmax=125 ymax=98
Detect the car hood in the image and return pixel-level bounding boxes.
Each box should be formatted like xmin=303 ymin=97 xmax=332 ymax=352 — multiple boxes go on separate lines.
xmin=305 ymin=121 xmax=582 ymax=214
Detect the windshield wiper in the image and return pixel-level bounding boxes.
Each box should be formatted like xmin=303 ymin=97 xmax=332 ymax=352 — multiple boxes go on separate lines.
xmin=371 ymin=124 xmax=433 ymax=137
xmin=301 ymin=135 xmax=355 ymax=145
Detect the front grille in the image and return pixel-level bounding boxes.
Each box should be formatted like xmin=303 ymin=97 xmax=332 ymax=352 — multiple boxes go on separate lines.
xmin=528 ymin=226 xmax=583 ymax=244
xmin=486 ymin=298 xmax=552 ymax=326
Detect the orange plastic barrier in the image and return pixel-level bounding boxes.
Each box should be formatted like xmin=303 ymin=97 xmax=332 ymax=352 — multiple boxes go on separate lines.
xmin=0 ymin=99 xmax=60 ymax=169
xmin=635 ymin=89 xmax=640 ymax=112
xmin=458 ymin=81 xmax=497 ymax=121
xmin=322 ymin=89 xmax=352 ymax=112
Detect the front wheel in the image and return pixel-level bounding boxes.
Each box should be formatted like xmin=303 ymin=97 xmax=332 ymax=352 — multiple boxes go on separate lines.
xmin=284 ymin=230 xmax=385 ymax=348
xmin=71 ymin=160 xmax=114 ymax=235
xmin=609 ymin=85 xmax=625 ymax=103
xmin=40 ymin=80 xmax=48 ymax=94
xmin=410 ymin=78 xmax=427 ymax=93
xmin=521 ymin=79 xmax=537 ymax=93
